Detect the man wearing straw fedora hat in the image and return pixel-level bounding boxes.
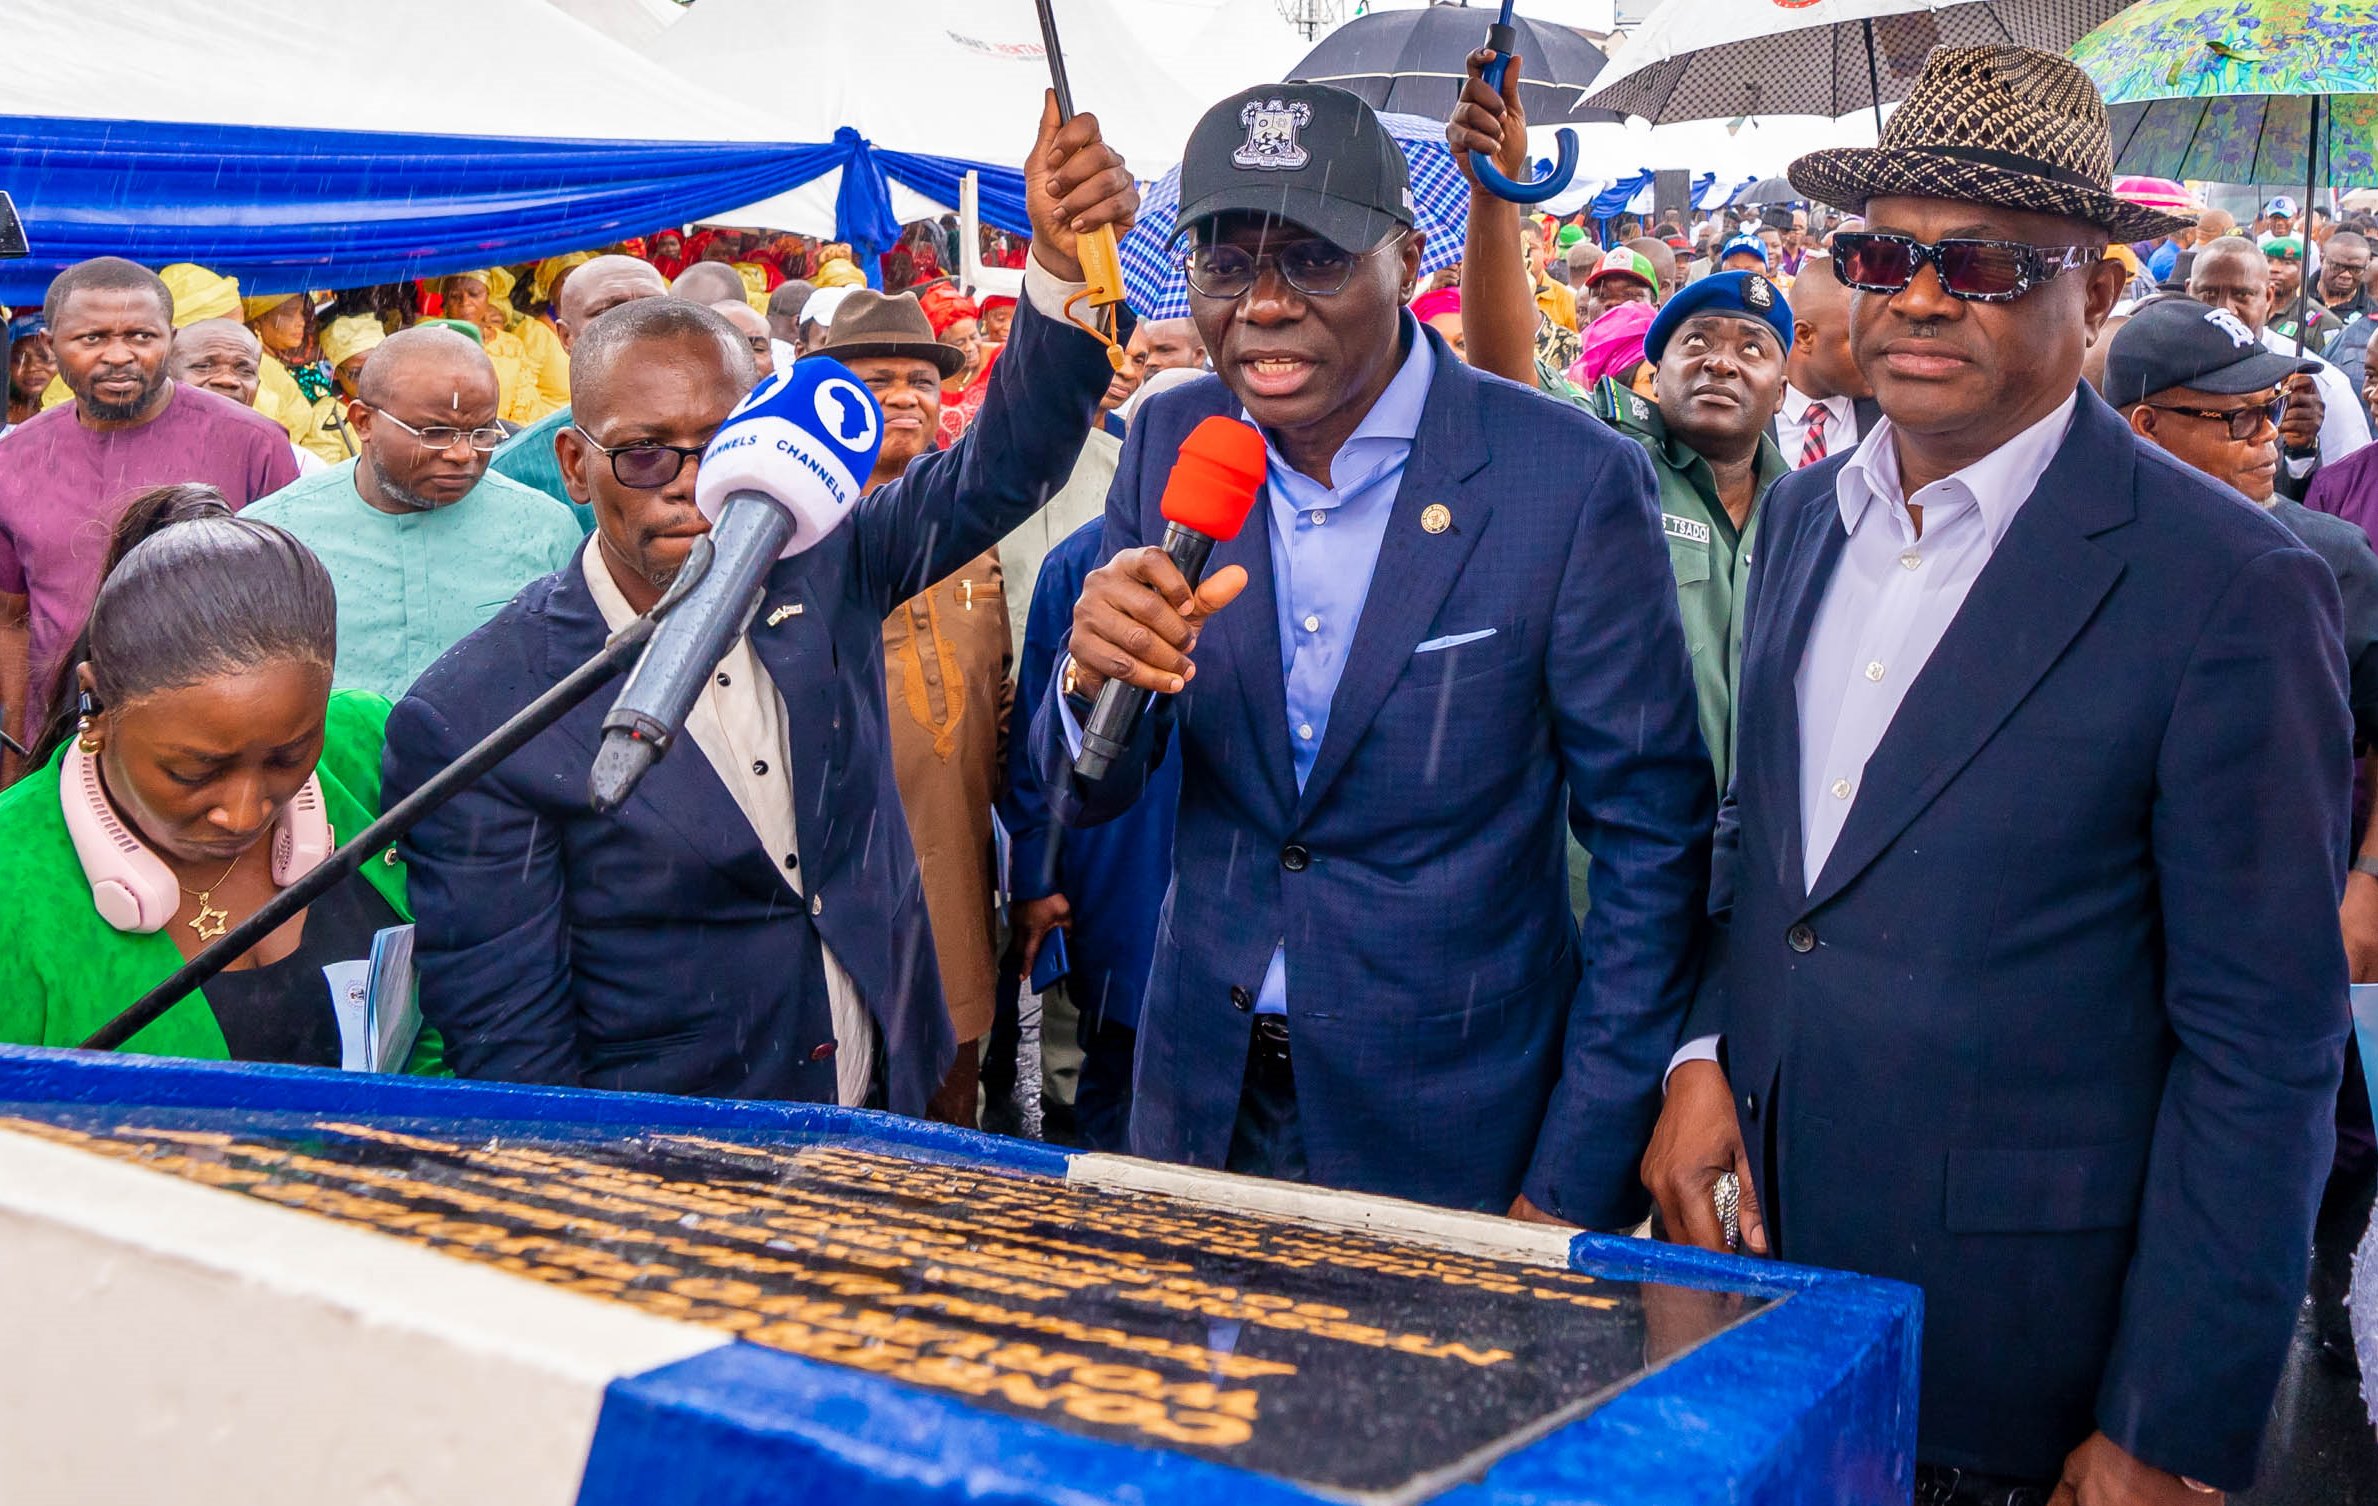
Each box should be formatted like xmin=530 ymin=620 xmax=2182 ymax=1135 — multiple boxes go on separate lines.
xmin=1642 ymin=46 xmax=2353 ymax=1506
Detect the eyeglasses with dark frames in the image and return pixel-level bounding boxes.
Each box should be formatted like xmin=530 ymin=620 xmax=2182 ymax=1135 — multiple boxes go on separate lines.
xmin=2141 ymin=396 xmax=2284 ymax=442
xmin=1830 ymin=231 xmax=2100 ymax=304
xmin=571 ymin=426 xmax=713 ymax=489
xmin=1178 ymin=230 xmax=1408 ymax=301
xmin=369 ymin=407 xmax=508 ymax=453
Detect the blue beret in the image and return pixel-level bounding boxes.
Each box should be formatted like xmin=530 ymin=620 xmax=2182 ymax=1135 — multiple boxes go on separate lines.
xmin=1644 ymin=271 xmax=1794 ymax=365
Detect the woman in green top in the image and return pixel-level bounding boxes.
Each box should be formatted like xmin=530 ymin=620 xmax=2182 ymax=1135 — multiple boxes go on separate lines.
xmin=0 ymin=484 xmax=438 ymax=1071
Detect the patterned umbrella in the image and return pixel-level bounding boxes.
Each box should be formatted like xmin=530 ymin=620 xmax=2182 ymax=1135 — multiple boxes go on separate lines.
xmin=1585 ymin=0 xmax=2134 ymax=127
xmin=2071 ymin=0 xmax=2378 ymax=187
xmin=1117 ymin=111 xmax=1471 ymax=320
xmin=1286 ymin=2 xmax=1622 ymax=127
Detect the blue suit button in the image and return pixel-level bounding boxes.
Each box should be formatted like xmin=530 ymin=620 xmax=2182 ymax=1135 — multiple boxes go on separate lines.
xmin=1281 ymin=843 xmax=1310 ymax=872
xmin=1786 ymin=923 xmax=1815 ymax=953
xmin=1230 ymin=985 xmax=1253 ymax=1012
xmin=1743 ymin=1092 xmax=1759 ymax=1117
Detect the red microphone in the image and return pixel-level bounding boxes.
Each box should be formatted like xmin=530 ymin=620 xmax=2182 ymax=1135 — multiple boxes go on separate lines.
xmin=1074 ymin=415 xmax=1266 ymax=781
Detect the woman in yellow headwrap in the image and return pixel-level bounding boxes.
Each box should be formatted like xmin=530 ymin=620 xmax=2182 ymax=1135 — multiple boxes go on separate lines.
xmin=813 ymin=256 xmax=866 ymax=289
xmin=242 ymin=291 xmax=354 ymax=465
xmin=441 ymin=268 xmax=559 ymax=424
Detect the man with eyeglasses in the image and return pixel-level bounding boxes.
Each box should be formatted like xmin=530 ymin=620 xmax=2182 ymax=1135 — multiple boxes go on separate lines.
xmin=384 ymin=101 xmax=1137 ymax=1118
xmin=2112 ymin=296 xmax=2378 ymax=970
xmin=486 ymin=253 xmax=671 ymax=525
xmin=242 ymin=324 xmax=579 ymax=702
xmin=1639 ymin=48 xmax=2354 ymax=1505
xmin=1032 ymin=83 xmax=1714 ymax=1232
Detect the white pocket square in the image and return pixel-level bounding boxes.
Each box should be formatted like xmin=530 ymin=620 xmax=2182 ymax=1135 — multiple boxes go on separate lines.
xmin=1415 ymin=628 xmax=1497 ymax=655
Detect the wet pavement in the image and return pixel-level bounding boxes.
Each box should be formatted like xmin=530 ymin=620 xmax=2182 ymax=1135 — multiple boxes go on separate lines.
xmin=2240 ymin=1162 xmax=2376 ymax=1506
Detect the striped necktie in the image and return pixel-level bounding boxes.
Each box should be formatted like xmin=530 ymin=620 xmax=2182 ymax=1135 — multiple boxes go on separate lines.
xmin=1798 ymin=404 xmax=1829 ymax=469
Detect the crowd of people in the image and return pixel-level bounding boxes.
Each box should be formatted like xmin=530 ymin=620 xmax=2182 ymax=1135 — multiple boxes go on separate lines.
xmin=0 ymin=42 xmax=2373 ymax=1505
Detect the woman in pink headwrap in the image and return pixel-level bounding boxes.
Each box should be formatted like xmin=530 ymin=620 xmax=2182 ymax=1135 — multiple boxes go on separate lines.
xmin=1410 ymin=286 xmax=1465 ymax=359
xmin=1569 ymin=300 xmax=1658 ymax=397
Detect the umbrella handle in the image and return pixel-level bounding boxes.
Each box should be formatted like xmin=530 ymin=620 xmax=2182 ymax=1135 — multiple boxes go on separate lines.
xmin=1470 ymin=23 xmax=1579 ymax=205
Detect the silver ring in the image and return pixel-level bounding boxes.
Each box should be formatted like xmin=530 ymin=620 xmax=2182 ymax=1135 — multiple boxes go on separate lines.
xmin=1712 ymin=1170 xmax=1741 ymax=1251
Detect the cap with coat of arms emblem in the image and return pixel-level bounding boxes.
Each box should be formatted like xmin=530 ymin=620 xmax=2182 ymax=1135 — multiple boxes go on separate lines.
xmin=1174 ymin=82 xmax=1415 ymax=256
xmin=1643 ymin=270 xmax=1796 ymax=366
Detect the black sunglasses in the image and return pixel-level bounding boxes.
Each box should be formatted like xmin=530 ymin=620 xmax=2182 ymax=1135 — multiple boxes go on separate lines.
xmin=1179 ymin=231 xmax=1403 ymax=301
xmin=572 ymin=426 xmax=712 ymax=489
xmin=1831 ymin=231 xmax=2100 ymax=303
xmin=2142 ymin=396 xmax=2283 ymax=442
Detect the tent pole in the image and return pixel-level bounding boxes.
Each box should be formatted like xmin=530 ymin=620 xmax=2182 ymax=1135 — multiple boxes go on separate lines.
xmin=960 ymin=170 xmax=983 ymax=293
xmin=2301 ymin=93 xmax=2321 ymax=357
xmin=1863 ymin=18 xmax=1885 ymax=137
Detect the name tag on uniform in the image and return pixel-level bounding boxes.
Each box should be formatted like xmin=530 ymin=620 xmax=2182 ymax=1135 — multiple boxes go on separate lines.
xmin=1663 ymin=514 xmax=1711 ymax=546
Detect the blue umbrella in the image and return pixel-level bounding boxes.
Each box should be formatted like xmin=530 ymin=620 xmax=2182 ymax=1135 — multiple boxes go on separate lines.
xmin=1119 ymin=111 xmax=1472 ymax=320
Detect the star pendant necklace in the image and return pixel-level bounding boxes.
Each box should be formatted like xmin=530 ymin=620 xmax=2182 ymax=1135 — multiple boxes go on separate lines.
xmin=181 ymin=850 xmax=247 ymax=941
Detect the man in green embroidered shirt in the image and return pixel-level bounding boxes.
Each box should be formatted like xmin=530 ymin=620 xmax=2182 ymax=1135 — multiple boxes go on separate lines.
xmin=244 ymin=326 xmax=581 ymax=700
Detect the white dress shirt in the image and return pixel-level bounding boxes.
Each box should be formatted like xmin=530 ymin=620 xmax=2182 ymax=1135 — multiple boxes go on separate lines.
xmin=1671 ymin=393 xmax=2079 ymax=1081
xmin=582 ymin=548 xmax=876 ymax=1106
xmin=2258 ymin=325 xmax=2371 ymax=474
xmin=1774 ymin=384 xmax=1856 ymax=469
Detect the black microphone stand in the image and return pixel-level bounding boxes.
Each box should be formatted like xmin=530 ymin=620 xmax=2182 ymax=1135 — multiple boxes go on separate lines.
xmin=78 ymin=540 xmax=716 ymax=1054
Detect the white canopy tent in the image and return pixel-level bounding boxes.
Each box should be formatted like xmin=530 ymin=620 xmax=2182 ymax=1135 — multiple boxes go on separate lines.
xmin=651 ymin=0 xmax=1217 ymax=179
xmin=543 ymin=0 xmax=687 ymax=46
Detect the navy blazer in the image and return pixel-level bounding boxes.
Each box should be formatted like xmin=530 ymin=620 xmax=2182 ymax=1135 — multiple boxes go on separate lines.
xmin=1701 ymin=391 xmax=2353 ymax=1487
xmin=383 ymin=300 xmax=1115 ymax=1114
xmin=1032 ymin=328 xmax=1717 ymax=1227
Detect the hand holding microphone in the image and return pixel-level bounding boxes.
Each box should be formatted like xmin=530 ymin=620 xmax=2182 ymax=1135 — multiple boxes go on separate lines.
xmin=587 ymin=357 xmax=884 ymax=812
xmin=1069 ymin=416 xmax=1267 ymax=780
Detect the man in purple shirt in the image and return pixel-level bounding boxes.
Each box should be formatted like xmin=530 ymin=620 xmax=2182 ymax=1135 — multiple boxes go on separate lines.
xmin=2308 ymin=358 xmax=2378 ymax=544
xmin=0 ymin=258 xmax=296 ymax=750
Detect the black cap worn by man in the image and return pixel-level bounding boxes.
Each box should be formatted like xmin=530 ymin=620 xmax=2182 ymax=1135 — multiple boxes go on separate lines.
xmin=2104 ymin=295 xmax=2317 ymax=409
xmin=1174 ymin=84 xmax=1416 ymax=255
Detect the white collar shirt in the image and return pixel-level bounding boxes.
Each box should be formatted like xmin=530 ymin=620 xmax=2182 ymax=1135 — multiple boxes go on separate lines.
xmin=1794 ymin=393 xmax=2078 ymax=891
xmin=1776 ymin=384 xmax=1857 ymax=469
xmin=581 ymin=547 xmax=875 ymax=1106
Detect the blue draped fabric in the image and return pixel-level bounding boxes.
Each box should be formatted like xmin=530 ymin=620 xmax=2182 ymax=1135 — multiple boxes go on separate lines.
xmin=0 ymin=114 xmax=1031 ymax=303
xmin=1589 ymin=171 xmax=1655 ymax=221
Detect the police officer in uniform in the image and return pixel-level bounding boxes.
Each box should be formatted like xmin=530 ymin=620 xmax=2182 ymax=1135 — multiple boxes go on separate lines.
xmin=1585 ymin=272 xmax=1791 ymax=792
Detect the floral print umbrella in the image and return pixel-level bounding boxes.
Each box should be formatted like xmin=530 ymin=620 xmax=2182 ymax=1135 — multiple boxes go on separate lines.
xmin=2071 ymin=0 xmax=2378 ymax=185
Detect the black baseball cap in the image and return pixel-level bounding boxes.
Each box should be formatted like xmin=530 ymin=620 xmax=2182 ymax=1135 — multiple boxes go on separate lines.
xmin=1174 ymin=83 xmax=1414 ymax=254
xmin=2104 ymin=296 xmax=2316 ymax=408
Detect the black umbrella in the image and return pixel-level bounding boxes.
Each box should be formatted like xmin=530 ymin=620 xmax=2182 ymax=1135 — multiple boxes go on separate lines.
xmin=1287 ymin=1 xmax=1622 ymax=126
xmin=1730 ymin=174 xmax=1799 ymax=207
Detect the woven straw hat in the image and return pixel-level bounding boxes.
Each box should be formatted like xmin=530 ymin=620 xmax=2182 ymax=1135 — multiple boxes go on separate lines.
xmin=1788 ymin=46 xmax=2194 ymax=244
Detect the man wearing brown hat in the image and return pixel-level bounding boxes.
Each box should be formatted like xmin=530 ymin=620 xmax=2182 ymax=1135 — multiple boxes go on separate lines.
xmin=808 ymin=291 xmax=1011 ymax=1127
xmin=1641 ymin=46 xmax=2353 ymax=1505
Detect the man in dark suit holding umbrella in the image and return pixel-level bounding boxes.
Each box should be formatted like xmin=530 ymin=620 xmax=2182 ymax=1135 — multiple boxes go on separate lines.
xmin=1641 ymin=46 xmax=2353 ymax=1506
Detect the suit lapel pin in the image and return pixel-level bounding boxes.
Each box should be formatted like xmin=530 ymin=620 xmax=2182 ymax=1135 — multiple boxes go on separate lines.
xmin=767 ymin=602 xmax=803 ymax=627
xmin=1420 ymin=503 xmax=1451 ymax=535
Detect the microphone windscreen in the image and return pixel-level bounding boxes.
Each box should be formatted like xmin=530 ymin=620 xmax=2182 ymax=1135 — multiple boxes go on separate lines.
xmin=694 ymin=356 xmax=887 ymax=559
xmin=1158 ymin=415 xmax=1267 ymax=541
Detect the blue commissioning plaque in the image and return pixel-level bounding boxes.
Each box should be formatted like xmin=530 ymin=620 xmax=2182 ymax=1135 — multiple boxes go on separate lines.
xmin=0 ymin=1047 xmax=1920 ymax=1506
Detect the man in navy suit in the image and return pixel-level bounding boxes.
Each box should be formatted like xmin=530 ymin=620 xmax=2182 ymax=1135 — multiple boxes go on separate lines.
xmin=382 ymin=99 xmax=1137 ymax=1114
xmin=1033 ymin=84 xmax=1715 ymax=1229
xmin=1640 ymin=50 xmax=2353 ymax=1504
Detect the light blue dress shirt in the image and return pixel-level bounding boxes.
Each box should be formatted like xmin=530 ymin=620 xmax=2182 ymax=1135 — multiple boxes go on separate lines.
xmin=1249 ymin=326 xmax=1439 ymax=1014
xmin=1060 ymin=325 xmax=1437 ymax=1015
